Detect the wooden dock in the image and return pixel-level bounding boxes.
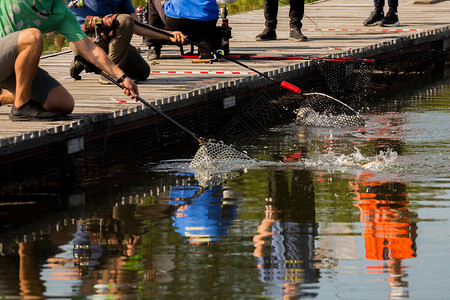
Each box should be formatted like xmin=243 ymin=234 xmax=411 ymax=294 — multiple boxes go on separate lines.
xmin=0 ymin=0 xmax=449 ymax=172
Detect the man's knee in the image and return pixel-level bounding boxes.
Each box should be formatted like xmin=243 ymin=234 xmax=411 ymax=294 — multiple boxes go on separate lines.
xmin=45 ymin=85 xmax=75 ymax=115
xmin=116 ymin=14 xmax=135 ymax=33
xmin=18 ymin=28 xmax=44 ymax=51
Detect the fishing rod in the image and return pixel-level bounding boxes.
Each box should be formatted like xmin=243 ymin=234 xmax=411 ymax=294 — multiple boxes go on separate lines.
xmin=182 ymin=54 xmax=374 ymax=63
xmin=75 ymin=55 xmax=203 ymax=144
xmin=134 ymin=21 xmax=366 ymax=125
xmin=134 ymin=21 xmax=303 ymax=95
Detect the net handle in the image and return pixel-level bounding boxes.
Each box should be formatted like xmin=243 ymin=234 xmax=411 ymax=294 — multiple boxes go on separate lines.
xmin=75 ymin=56 xmax=203 ymax=144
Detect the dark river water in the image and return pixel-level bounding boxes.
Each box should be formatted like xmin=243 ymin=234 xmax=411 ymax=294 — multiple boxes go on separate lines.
xmin=0 ymin=70 xmax=449 ymax=299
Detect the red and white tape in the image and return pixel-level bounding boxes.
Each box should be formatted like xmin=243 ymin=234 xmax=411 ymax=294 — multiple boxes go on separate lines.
xmin=111 ymin=97 xmax=136 ymax=104
xmin=151 ymin=70 xmax=255 ymax=75
xmin=302 ymin=28 xmax=432 ymax=32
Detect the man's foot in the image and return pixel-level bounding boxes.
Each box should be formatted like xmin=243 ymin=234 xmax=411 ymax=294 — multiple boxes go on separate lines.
xmin=69 ymin=57 xmax=85 ymax=80
xmin=255 ymin=27 xmax=277 ymax=41
xmin=147 ymin=46 xmax=161 ymax=60
xmin=288 ymin=27 xmax=307 ymax=42
xmin=98 ymin=75 xmax=112 ymax=85
xmin=363 ymin=10 xmax=384 ymax=26
xmin=0 ymin=88 xmax=15 ymax=106
xmin=380 ymin=11 xmax=400 ymax=27
xmin=9 ymin=99 xmax=59 ymax=121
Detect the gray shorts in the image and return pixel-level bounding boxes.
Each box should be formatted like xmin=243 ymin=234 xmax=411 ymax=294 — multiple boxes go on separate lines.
xmin=0 ymin=31 xmax=61 ymax=106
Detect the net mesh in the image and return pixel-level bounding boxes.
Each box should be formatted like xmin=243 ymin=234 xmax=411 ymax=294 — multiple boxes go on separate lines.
xmin=189 ymin=140 xmax=257 ymax=171
xmin=295 ymin=58 xmax=374 ymax=127
xmin=194 ymin=170 xmax=242 ymax=187
xmin=314 ymin=58 xmax=375 ymax=105
xmin=297 ymin=93 xmax=365 ymax=127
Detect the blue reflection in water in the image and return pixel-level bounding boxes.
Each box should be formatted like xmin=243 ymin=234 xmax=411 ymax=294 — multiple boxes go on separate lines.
xmin=169 ymin=184 xmax=238 ymax=244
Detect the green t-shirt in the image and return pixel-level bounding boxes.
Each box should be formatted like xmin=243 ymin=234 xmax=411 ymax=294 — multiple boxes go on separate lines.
xmin=0 ymin=0 xmax=86 ymax=43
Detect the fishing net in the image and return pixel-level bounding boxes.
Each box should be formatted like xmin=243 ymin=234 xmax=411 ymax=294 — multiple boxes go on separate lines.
xmin=313 ymin=58 xmax=375 ymax=105
xmin=295 ymin=58 xmax=374 ymax=127
xmin=194 ymin=170 xmax=242 ymax=188
xmin=189 ymin=140 xmax=257 ymax=171
xmin=296 ymin=92 xmax=365 ymax=127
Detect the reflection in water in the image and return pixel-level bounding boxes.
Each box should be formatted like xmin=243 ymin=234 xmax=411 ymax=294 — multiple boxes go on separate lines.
xmin=352 ymin=173 xmax=418 ymax=299
xmin=169 ymin=185 xmax=238 ymax=245
xmin=0 ymin=75 xmax=448 ymax=298
xmin=253 ymin=165 xmax=320 ymax=298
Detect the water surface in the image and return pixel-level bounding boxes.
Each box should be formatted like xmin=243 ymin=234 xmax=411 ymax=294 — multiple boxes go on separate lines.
xmin=0 ymin=73 xmax=449 ymax=299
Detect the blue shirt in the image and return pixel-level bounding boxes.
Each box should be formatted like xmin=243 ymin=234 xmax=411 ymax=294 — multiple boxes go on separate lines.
xmin=164 ymin=0 xmax=218 ymax=21
xmin=69 ymin=0 xmax=136 ymax=25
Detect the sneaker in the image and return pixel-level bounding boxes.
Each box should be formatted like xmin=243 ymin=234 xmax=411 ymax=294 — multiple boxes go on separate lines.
xmin=69 ymin=57 xmax=85 ymax=80
xmin=9 ymin=99 xmax=58 ymax=121
xmin=98 ymin=75 xmax=112 ymax=85
xmin=255 ymin=27 xmax=277 ymax=41
xmin=380 ymin=11 xmax=400 ymax=27
xmin=288 ymin=27 xmax=307 ymax=42
xmin=363 ymin=10 xmax=384 ymax=26
xmin=147 ymin=46 xmax=161 ymax=60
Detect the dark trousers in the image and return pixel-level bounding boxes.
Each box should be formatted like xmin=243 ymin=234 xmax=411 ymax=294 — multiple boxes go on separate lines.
xmin=146 ymin=0 xmax=217 ymax=48
xmin=374 ymin=0 xmax=398 ymax=12
xmin=87 ymin=14 xmax=150 ymax=80
xmin=263 ymin=0 xmax=305 ymax=30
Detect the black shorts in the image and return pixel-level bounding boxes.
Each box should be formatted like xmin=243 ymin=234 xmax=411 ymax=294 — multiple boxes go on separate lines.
xmin=0 ymin=31 xmax=61 ymax=106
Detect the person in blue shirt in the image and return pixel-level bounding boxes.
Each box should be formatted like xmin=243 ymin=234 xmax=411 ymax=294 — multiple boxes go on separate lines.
xmin=68 ymin=0 xmax=185 ymax=83
xmin=146 ymin=0 xmax=219 ymax=59
xmin=169 ymin=185 xmax=238 ymax=245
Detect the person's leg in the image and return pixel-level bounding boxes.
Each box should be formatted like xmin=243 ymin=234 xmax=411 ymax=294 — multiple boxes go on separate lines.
xmin=146 ymin=0 xmax=166 ymax=54
xmin=108 ymin=14 xmax=134 ymax=70
xmin=374 ymin=0 xmax=385 ymax=12
xmin=288 ymin=0 xmax=307 ymax=41
xmin=387 ymin=0 xmax=398 ymax=12
xmin=14 ymin=28 xmax=43 ymax=108
xmin=165 ymin=17 xmax=216 ymax=44
xmin=256 ymin=0 xmax=278 ymax=41
xmin=3 ymin=68 xmax=74 ymax=116
xmin=0 ymin=34 xmax=17 ymax=106
xmin=124 ymin=45 xmax=151 ymax=81
xmin=165 ymin=16 xmax=217 ymax=58
xmin=1 ymin=29 xmax=71 ymax=120
xmin=288 ymin=0 xmax=305 ymax=30
xmin=264 ymin=0 xmax=279 ymax=29
xmin=0 ymin=88 xmax=14 ymax=106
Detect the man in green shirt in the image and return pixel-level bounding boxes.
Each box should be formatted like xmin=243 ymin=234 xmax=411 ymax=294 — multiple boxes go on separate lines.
xmin=0 ymin=0 xmax=138 ymax=121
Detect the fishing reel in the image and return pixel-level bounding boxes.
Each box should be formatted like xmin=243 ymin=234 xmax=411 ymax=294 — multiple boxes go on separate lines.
xmin=209 ymin=49 xmax=225 ymax=64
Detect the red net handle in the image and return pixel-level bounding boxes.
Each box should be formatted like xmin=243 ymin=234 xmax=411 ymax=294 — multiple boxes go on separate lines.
xmin=280 ymin=81 xmax=302 ymax=94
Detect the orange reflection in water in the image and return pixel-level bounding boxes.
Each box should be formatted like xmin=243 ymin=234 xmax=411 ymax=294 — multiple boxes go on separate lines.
xmin=351 ymin=172 xmax=418 ymax=298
